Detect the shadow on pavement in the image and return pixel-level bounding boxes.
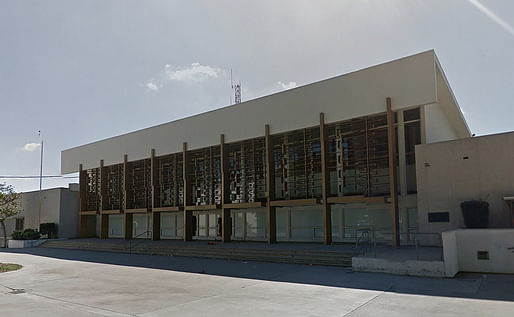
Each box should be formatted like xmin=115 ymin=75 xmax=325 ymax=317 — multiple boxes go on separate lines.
xmin=2 ymin=247 xmax=513 ymax=302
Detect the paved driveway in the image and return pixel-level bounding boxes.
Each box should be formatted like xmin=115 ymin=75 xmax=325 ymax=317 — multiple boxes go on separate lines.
xmin=0 ymin=248 xmax=513 ymax=316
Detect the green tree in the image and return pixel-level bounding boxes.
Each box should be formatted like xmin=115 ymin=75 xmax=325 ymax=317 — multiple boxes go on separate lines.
xmin=0 ymin=183 xmax=22 ymax=247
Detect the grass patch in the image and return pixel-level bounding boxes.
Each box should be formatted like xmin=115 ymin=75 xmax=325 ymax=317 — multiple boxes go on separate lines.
xmin=0 ymin=263 xmax=22 ymax=273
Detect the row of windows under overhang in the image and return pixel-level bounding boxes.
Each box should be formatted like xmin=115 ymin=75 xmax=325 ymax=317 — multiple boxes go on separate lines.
xmin=79 ymin=108 xmax=421 ymax=213
xmin=91 ymin=204 xmax=418 ymax=243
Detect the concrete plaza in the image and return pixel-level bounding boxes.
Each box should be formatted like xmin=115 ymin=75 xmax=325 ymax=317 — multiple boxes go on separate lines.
xmin=0 ymin=248 xmax=513 ymax=316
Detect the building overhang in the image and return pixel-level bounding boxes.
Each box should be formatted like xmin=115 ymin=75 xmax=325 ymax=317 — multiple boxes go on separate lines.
xmin=61 ymin=50 xmax=468 ymax=174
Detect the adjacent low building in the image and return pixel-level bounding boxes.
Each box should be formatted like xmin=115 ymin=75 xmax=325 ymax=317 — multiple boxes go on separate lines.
xmin=416 ymin=131 xmax=514 ymax=233
xmin=1 ymin=184 xmax=79 ymax=247
xmin=61 ymin=50 xmax=472 ymax=246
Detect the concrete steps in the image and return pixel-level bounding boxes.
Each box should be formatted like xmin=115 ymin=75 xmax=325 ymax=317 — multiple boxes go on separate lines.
xmin=40 ymin=240 xmax=356 ymax=267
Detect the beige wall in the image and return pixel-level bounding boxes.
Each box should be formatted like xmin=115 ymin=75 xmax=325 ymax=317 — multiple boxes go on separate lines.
xmin=424 ymin=103 xmax=458 ymax=143
xmin=442 ymin=229 xmax=514 ymax=276
xmin=4 ymin=186 xmax=79 ymax=239
xmin=62 ymin=50 xmax=442 ymax=174
xmin=416 ymin=132 xmax=514 ymax=234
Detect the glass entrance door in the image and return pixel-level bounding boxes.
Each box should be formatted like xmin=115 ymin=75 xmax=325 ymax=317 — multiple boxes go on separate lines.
xmin=193 ymin=210 xmax=221 ymax=240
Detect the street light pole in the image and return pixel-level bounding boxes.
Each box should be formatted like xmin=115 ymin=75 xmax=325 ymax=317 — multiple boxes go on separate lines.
xmin=38 ymin=130 xmax=43 ymax=230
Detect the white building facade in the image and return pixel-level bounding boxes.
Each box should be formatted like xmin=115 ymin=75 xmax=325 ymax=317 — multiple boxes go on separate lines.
xmin=61 ymin=50 xmax=470 ymax=245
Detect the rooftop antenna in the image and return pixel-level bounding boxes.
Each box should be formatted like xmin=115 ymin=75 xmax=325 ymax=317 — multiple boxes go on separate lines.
xmin=231 ymin=69 xmax=242 ymax=104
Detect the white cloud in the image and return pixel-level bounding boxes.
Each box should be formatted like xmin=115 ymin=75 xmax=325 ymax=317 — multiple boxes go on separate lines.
xmin=145 ymin=79 xmax=159 ymax=92
xmin=144 ymin=63 xmax=225 ymax=92
xmin=277 ymin=81 xmax=297 ymax=90
xmin=22 ymin=143 xmax=41 ymax=152
xmin=164 ymin=62 xmax=224 ymax=83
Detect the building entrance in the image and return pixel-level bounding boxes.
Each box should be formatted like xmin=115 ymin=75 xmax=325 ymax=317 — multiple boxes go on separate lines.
xmin=192 ymin=210 xmax=222 ymax=240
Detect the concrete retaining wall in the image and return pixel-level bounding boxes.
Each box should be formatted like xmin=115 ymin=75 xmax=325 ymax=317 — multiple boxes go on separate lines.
xmin=442 ymin=229 xmax=514 ymax=277
xmin=8 ymin=239 xmax=46 ymax=248
xmin=352 ymin=257 xmax=445 ymax=277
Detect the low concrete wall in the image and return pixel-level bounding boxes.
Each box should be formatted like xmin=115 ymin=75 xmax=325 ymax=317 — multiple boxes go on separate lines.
xmin=8 ymin=239 xmax=46 ymax=248
xmin=442 ymin=229 xmax=514 ymax=277
xmin=352 ymin=257 xmax=445 ymax=277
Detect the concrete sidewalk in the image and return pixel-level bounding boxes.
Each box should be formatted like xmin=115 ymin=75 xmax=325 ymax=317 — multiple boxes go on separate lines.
xmin=1 ymin=248 xmax=513 ymax=316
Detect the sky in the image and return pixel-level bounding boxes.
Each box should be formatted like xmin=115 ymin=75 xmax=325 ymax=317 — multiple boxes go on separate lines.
xmin=1 ymin=0 xmax=513 ymax=193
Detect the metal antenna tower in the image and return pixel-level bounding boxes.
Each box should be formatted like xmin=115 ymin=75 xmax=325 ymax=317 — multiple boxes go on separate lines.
xmin=231 ymin=69 xmax=242 ymax=104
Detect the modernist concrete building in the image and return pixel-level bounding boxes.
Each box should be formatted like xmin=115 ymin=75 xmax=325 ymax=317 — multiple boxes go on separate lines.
xmin=61 ymin=50 xmax=470 ymax=246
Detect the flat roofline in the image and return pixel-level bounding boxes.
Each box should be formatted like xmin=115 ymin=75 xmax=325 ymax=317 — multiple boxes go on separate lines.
xmin=62 ymin=50 xmax=436 ymax=153
xmin=21 ymin=186 xmax=75 ymax=195
xmin=416 ymin=130 xmax=514 ymax=148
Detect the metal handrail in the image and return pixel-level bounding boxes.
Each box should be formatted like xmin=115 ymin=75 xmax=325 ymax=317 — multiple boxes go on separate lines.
xmin=354 ymin=227 xmax=376 ymax=257
xmin=127 ymin=230 xmax=152 ymax=254
xmin=367 ymin=231 xmax=443 ymax=260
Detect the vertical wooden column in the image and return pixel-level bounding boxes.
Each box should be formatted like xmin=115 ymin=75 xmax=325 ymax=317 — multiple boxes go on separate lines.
xmin=124 ymin=214 xmax=133 ymax=240
xmin=100 ymin=214 xmax=109 ymax=239
xmin=397 ymin=111 xmax=408 ymax=197
xmin=265 ymin=125 xmax=276 ymax=243
xmin=320 ymin=113 xmax=332 ymax=245
xmin=386 ymin=97 xmax=400 ymax=247
xmin=123 ymin=154 xmax=133 ymax=240
xmin=220 ymin=134 xmax=231 ymax=242
xmin=99 ymin=160 xmax=109 ymax=239
xmin=151 ymin=149 xmax=160 ymax=240
xmin=78 ymin=164 xmax=88 ymax=238
xmin=79 ymin=164 xmax=86 ymax=212
xmin=183 ymin=142 xmax=193 ymax=241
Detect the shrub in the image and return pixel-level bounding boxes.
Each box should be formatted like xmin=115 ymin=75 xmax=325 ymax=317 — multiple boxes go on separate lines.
xmin=22 ymin=229 xmax=41 ymax=240
xmin=11 ymin=229 xmax=40 ymax=240
xmin=10 ymin=231 xmax=23 ymax=240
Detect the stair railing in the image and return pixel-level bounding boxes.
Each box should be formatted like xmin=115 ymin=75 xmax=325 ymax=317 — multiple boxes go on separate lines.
xmin=127 ymin=230 xmax=152 ymax=255
xmin=354 ymin=226 xmax=376 ymax=257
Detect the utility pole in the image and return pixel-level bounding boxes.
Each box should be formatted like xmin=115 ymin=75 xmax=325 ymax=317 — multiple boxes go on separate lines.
xmin=38 ymin=130 xmax=43 ymax=230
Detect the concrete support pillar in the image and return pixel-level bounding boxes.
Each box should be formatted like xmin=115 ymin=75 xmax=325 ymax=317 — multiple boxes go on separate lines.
xmin=265 ymin=125 xmax=276 ymax=243
xmin=386 ymin=97 xmax=400 ymax=247
xmin=320 ymin=113 xmax=332 ymax=245
xmin=419 ymin=104 xmax=427 ymax=144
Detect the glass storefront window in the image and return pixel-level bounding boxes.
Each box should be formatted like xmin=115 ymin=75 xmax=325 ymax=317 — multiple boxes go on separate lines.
xmin=160 ymin=212 xmax=184 ymax=239
xmin=231 ymin=208 xmax=267 ymax=241
xmin=108 ymin=215 xmax=123 ymax=238
xmin=133 ymin=214 xmax=152 ymax=239
xmin=277 ymin=206 xmax=323 ymax=242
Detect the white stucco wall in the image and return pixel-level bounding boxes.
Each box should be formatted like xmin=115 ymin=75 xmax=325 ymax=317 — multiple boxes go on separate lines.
xmin=442 ymin=229 xmax=514 ymax=276
xmin=416 ymin=131 xmax=514 ymax=234
xmin=62 ymin=50 xmax=442 ymax=174
xmin=3 ymin=186 xmax=79 ymax=239
xmin=424 ymin=103 xmax=458 ymax=143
